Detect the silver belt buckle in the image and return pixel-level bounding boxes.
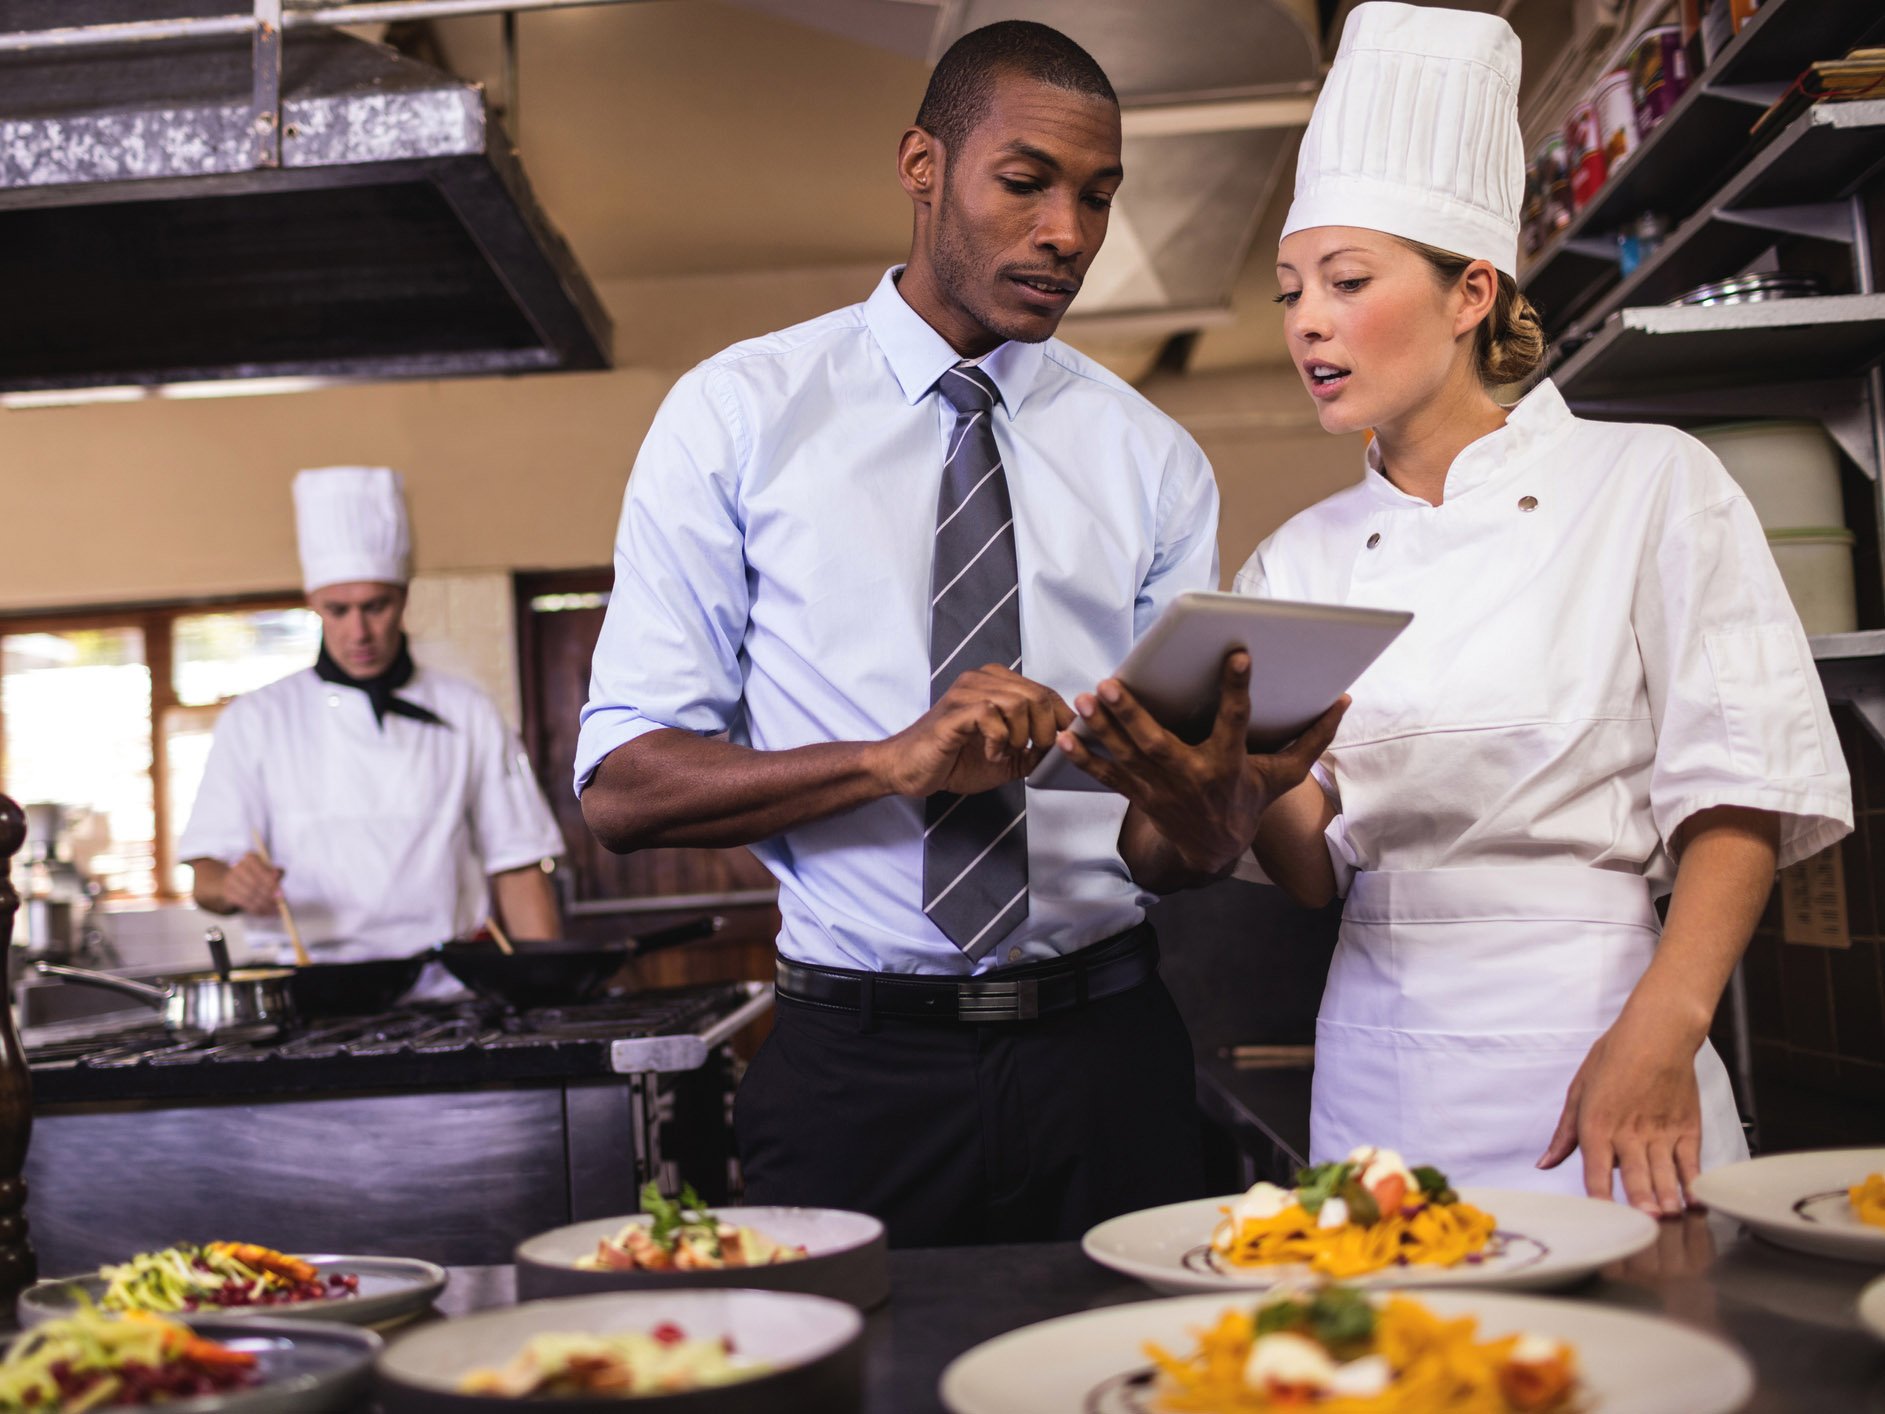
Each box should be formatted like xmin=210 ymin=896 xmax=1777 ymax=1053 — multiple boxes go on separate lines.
xmin=956 ymin=976 xmax=1040 ymax=1022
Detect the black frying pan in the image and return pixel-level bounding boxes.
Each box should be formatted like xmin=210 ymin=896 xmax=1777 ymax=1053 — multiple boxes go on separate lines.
xmin=285 ymin=954 xmax=431 ymax=1017
xmin=436 ymin=916 xmax=724 ymax=1010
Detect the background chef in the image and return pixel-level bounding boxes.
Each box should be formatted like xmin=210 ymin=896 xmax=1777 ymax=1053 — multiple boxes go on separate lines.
xmin=181 ymin=465 xmax=566 ymax=966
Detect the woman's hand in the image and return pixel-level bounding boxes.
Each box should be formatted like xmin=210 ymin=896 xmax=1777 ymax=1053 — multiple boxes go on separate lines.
xmin=1060 ymin=652 xmax=1346 ymax=886
xmin=1539 ymin=996 xmax=1706 ymax=1215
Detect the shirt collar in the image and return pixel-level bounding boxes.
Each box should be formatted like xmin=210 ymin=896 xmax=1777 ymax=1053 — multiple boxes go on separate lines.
xmin=863 ymin=266 xmax=1044 ymax=419
xmin=1363 ymin=378 xmax=1575 ymax=506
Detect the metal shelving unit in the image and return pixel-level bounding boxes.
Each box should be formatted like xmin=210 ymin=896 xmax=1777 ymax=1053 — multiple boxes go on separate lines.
xmin=1519 ymin=0 xmax=1885 ymax=333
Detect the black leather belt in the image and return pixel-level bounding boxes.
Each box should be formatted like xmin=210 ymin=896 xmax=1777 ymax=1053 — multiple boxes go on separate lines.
xmin=774 ymin=923 xmax=1157 ymax=1024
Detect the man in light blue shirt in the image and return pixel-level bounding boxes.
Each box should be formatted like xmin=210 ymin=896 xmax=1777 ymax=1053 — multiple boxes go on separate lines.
xmin=577 ymin=21 xmax=1333 ymax=1245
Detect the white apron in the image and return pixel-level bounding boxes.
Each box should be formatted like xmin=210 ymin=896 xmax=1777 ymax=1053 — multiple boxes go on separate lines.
xmin=1311 ymin=864 xmax=1748 ymax=1194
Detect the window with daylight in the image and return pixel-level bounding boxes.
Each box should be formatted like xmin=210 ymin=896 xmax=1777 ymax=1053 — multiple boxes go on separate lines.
xmin=0 ymin=599 xmax=320 ymax=899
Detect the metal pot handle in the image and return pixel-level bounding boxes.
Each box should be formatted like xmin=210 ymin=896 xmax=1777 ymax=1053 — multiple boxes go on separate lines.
xmin=32 ymin=962 xmax=170 ymax=1009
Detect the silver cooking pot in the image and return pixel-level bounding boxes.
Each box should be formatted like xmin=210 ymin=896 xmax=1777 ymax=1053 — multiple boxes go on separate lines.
xmin=34 ymin=960 xmax=294 ymax=1041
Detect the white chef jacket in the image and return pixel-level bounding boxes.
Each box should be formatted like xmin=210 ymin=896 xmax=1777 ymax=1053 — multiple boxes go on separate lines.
xmin=1235 ymin=380 xmax=1852 ymax=893
xmin=179 ymin=666 xmax=566 ymax=961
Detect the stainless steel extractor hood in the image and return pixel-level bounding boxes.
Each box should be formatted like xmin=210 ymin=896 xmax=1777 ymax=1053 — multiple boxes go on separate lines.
xmin=0 ymin=18 xmax=612 ymax=397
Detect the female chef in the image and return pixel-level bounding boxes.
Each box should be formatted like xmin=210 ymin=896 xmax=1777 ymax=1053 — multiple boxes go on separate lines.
xmin=1061 ymin=2 xmax=1853 ymax=1215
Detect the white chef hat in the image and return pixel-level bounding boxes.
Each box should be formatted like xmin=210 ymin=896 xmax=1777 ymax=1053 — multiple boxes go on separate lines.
xmin=1282 ymin=1 xmax=1524 ymax=277
xmin=293 ymin=466 xmax=411 ymax=593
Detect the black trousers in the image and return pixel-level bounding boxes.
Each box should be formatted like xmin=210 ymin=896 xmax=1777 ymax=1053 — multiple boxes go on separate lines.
xmin=734 ymin=971 xmax=1207 ymax=1247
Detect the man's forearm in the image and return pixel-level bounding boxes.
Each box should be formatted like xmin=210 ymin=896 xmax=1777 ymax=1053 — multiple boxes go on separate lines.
xmin=491 ymin=865 xmax=560 ymax=940
xmin=581 ymin=728 xmax=896 ymax=852
xmin=1118 ymin=806 xmax=1236 ymax=895
xmin=189 ymin=858 xmax=238 ymax=915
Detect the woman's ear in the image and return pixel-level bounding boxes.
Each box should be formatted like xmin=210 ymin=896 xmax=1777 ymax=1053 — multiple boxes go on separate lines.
xmin=1453 ymin=259 xmax=1500 ymax=339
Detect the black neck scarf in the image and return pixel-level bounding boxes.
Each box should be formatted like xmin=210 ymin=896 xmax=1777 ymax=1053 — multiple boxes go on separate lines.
xmin=314 ymin=636 xmax=448 ymax=730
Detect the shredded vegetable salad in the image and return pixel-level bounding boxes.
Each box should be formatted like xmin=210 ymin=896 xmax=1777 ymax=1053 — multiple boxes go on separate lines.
xmin=456 ymin=1324 xmax=764 ymax=1398
xmin=1211 ymin=1149 xmax=1498 ymax=1279
xmin=0 ymin=1306 xmax=258 ymax=1412
xmin=575 ymin=1184 xmax=806 ymax=1273
xmin=1148 ymin=1288 xmax=1577 ymax=1412
xmin=99 ymin=1245 xmax=357 ymax=1313
xmin=1851 ymin=1173 xmax=1885 ymax=1228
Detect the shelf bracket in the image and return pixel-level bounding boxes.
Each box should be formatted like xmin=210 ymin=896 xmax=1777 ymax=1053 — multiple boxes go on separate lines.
xmin=1816 ymin=653 xmax=1885 ymax=757
xmin=1569 ymin=377 xmax=1881 ymax=481
xmin=1704 ymin=79 xmax=1790 ymax=109
xmin=250 ymin=0 xmax=282 ymax=169
xmin=1716 ymin=202 xmax=1857 ymax=244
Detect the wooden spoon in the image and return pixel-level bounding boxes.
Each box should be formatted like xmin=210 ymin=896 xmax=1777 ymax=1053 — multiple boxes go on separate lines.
xmin=485 ymin=913 xmax=516 ymax=956
xmin=250 ymin=830 xmax=311 ymax=967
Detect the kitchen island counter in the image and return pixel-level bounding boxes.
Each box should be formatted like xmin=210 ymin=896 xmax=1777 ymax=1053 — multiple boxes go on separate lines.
xmin=435 ymin=1215 xmax=1885 ymax=1412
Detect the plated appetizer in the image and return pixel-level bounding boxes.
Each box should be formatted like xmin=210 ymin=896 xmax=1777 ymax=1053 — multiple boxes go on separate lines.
xmin=576 ymin=1186 xmax=807 ymax=1273
xmin=1850 ymin=1173 xmax=1885 ymax=1229
xmin=456 ymin=1325 xmax=765 ymax=1398
xmin=1147 ymin=1287 xmax=1576 ymax=1412
xmin=0 ymin=1307 xmax=258 ymax=1411
xmin=1211 ymin=1149 xmax=1498 ymax=1279
xmin=99 ymin=1244 xmax=359 ymax=1313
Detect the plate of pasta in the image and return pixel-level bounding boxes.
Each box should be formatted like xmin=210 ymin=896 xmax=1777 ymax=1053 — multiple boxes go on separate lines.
xmin=1084 ymin=1150 xmax=1657 ymax=1295
xmin=938 ymin=1286 xmax=1753 ymax=1414
xmin=1688 ymin=1147 xmax=1885 ymax=1262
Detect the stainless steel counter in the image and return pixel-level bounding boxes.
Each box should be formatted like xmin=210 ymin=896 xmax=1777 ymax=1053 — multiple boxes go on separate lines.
xmin=435 ymin=1215 xmax=1885 ymax=1412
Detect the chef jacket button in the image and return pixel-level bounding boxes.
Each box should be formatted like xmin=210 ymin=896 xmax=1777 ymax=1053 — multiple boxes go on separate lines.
xmin=1518 ymin=495 xmax=1538 ymax=512
xmin=326 ymin=694 xmax=340 ymax=707
xmin=1366 ymin=532 xmax=1381 ymax=548
xmin=1007 ymin=946 xmax=1023 ymax=963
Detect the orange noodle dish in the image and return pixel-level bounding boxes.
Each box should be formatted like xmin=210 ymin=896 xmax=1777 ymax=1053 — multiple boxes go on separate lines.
xmin=1211 ymin=1149 xmax=1498 ymax=1280
xmin=1148 ymin=1287 xmax=1576 ymax=1412
xmin=1851 ymin=1173 xmax=1885 ymax=1228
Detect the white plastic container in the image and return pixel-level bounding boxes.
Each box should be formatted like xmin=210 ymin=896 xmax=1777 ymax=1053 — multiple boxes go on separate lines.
xmin=1694 ymin=420 xmax=1855 ymax=635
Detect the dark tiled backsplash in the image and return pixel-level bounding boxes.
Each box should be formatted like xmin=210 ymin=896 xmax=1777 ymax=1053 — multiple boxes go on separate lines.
xmin=1746 ymin=706 xmax=1885 ymax=1103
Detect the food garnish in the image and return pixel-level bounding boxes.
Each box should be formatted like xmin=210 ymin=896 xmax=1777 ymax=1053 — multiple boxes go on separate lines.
xmin=99 ymin=1244 xmax=358 ymax=1313
xmin=456 ymin=1325 xmax=763 ymax=1397
xmin=1211 ymin=1148 xmax=1497 ymax=1279
xmin=574 ymin=1184 xmax=807 ymax=1273
xmin=1850 ymin=1173 xmax=1885 ymax=1228
xmin=0 ymin=1306 xmax=259 ymax=1412
xmin=1148 ymin=1288 xmax=1577 ymax=1411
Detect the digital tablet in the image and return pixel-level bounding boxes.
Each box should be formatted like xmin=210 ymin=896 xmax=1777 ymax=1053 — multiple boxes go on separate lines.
xmin=1026 ymin=591 xmax=1412 ymax=793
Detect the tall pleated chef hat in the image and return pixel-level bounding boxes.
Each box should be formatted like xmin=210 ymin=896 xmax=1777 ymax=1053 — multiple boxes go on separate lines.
xmin=293 ymin=466 xmax=411 ymax=593
xmin=1282 ymin=1 xmax=1524 ymax=277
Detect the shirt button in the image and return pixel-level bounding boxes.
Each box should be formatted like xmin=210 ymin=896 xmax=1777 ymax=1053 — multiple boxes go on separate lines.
xmin=326 ymin=695 xmax=341 ymax=708
xmin=1007 ymin=946 xmax=1023 ymax=963
xmin=1366 ymin=532 xmax=1381 ymax=549
xmin=1518 ymin=495 xmax=1538 ymax=512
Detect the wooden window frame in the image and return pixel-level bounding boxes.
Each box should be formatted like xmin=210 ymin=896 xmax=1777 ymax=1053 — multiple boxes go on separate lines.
xmin=0 ymin=590 xmax=309 ymax=900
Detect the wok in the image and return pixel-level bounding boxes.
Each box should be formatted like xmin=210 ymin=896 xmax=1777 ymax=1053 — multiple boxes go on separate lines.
xmin=285 ymin=953 xmax=430 ymax=1017
xmin=437 ymin=915 xmax=724 ymax=1010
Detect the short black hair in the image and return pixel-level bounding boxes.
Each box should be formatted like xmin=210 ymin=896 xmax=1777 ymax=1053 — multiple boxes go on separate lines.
xmin=914 ymin=21 xmax=1117 ymax=156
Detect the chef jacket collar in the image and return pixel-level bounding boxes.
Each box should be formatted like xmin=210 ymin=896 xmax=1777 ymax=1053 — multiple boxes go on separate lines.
xmin=1363 ymin=378 xmax=1575 ymax=507
xmin=865 ymin=266 xmax=1043 ymax=419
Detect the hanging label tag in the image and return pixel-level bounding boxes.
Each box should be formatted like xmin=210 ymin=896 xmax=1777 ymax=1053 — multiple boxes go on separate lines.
xmin=1779 ymin=843 xmax=1850 ymax=949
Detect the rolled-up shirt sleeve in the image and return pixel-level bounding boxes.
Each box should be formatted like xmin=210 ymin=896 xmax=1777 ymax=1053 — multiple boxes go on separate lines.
xmin=575 ymin=365 xmax=751 ymax=796
xmin=1637 ymin=441 xmax=1853 ymax=868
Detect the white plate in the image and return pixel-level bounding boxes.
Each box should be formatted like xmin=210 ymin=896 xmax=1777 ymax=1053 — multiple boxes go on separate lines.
xmin=1082 ymin=1187 xmax=1659 ymax=1294
xmin=1860 ymin=1273 xmax=1885 ymax=1342
xmin=938 ymin=1288 xmax=1754 ymax=1414
xmin=20 ymin=1256 xmax=448 ymax=1329
xmin=1688 ymin=1148 xmax=1885 ymax=1262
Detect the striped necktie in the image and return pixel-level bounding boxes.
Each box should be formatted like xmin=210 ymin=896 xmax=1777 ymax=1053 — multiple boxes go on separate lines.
xmin=923 ymin=362 xmax=1029 ymax=960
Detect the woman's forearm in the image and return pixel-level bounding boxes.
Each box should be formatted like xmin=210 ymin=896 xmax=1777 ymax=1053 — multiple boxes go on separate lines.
xmin=1621 ymin=805 xmax=1781 ymax=1046
xmin=1251 ymin=776 xmax=1340 ymax=908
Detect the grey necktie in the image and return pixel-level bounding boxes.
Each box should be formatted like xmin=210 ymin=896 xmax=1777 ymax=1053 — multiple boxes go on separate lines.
xmin=923 ymin=362 xmax=1029 ymax=959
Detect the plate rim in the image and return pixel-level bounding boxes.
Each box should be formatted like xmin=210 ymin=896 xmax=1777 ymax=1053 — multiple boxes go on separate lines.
xmin=938 ymin=1286 xmax=1754 ymax=1414
xmin=1859 ymin=1272 xmax=1885 ymax=1343
xmin=1687 ymin=1148 xmax=1885 ymax=1254
xmin=1080 ymin=1187 xmax=1660 ymax=1291
xmin=515 ymin=1206 xmax=886 ymax=1271
xmin=18 ymin=1254 xmax=450 ymax=1325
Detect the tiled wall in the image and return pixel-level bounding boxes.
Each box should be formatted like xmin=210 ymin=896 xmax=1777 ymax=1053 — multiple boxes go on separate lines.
xmin=1742 ymin=705 xmax=1885 ymax=1116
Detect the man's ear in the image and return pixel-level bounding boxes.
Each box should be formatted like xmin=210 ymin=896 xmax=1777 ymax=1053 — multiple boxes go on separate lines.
xmin=898 ymin=126 xmax=940 ymax=202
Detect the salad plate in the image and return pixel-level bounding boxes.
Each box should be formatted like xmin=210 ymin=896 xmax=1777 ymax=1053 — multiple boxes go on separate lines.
xmin=516 ymin=1189 xmax=887 ymax=1309
xmin=1083 ymin=1186 xmax=1658 ymax=1295
xmin=375 ymin=1289 xmax=863 ymax=1414
xmin=938 ymin=1288 xmax=1753 ymax=1414
xmin=1688 ymin=1148 xmax=1885 ymax=1262
xmin=1 ymin=1312 xmax=379 ymax=1414
xmin=20 ymin=1255 xmax=448 ymax=1330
